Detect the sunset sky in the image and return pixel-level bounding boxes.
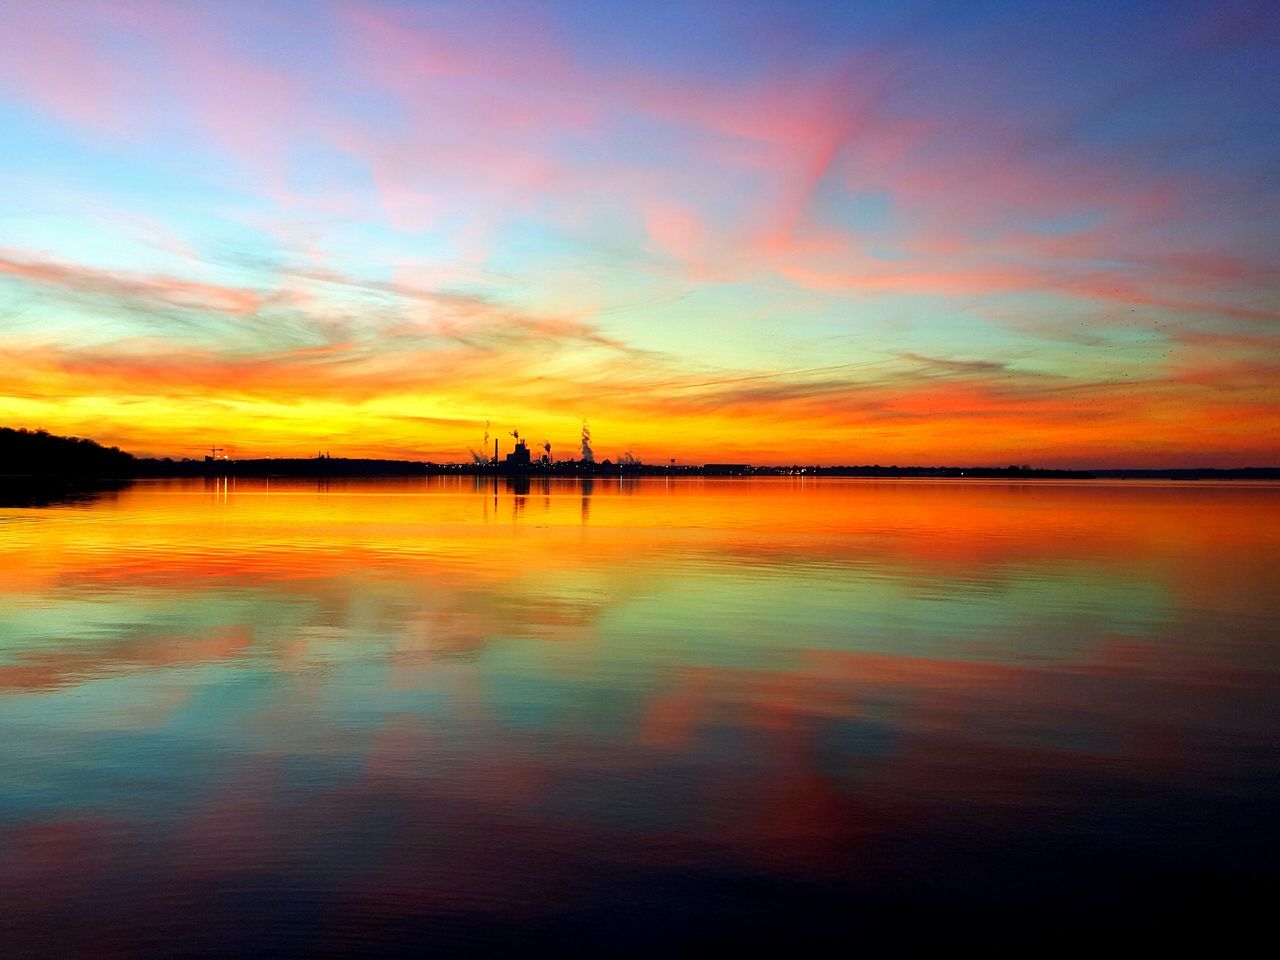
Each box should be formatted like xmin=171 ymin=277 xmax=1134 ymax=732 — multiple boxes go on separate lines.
xmin=1 ymin=0 xmax=1276 ymax=466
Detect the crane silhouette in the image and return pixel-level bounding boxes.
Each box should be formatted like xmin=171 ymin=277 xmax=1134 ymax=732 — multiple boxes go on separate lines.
xmin=187 ymin=446 xmax=228 ymax=460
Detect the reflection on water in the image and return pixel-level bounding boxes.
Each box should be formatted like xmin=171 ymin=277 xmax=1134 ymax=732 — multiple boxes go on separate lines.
xmin=0 ymin=478 xmax=130 ymax=510
xmin=1 ymin=478 xmax=1278 ymax=954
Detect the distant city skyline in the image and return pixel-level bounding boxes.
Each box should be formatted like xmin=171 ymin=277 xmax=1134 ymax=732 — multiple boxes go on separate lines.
xmin=1 ymin=1 xmax=1277 ymax=467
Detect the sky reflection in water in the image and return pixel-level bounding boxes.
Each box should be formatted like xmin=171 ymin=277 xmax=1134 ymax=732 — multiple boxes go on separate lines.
xmin=1 ymin=478 xmax=1278 ymax=954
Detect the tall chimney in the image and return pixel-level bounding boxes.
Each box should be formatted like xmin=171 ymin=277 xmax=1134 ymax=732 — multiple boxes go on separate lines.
xmin=494 ymin=438 xmax=498 ymax=464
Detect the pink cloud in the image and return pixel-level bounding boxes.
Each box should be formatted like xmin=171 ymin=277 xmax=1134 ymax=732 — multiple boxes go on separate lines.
xmin=0 ymin=250 xmax=264 ymax=315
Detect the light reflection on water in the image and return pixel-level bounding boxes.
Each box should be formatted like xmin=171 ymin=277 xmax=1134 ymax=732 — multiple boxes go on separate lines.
xmin=1 ymin=477 xmax=1278 ymax=954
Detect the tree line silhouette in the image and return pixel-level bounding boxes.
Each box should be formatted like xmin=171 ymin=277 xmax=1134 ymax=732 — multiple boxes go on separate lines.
xmin=1 ymin=427 xmax=135 ymax=476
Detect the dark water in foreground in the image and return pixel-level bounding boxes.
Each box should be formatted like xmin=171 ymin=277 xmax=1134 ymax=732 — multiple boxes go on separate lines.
xmin=1 ymin=477 xmax=1277 ymax=955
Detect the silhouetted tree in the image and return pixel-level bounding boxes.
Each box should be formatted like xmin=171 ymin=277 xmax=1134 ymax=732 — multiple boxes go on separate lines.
xmin=0 ymin=427 xmax=135 ymax=477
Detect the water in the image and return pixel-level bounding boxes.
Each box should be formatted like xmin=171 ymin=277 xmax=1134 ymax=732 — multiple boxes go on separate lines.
xmin=1 ymin=477 xmax=1277 ymax=954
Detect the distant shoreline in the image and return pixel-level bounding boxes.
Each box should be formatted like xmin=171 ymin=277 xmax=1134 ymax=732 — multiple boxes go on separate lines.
xmin=4 ymin=427 xmax=1278 ymax=482
xmin=4 ymin=461 xmax=1280 ymax=482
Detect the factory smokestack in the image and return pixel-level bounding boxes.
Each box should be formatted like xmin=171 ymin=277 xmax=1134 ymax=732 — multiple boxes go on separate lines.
xmin=580 ymin=421 xmax=594 ymax=463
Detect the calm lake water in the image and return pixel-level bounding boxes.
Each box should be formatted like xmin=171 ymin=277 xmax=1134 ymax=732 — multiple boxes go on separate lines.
xmin=2 ymin=477 xmax=1278 ymax=955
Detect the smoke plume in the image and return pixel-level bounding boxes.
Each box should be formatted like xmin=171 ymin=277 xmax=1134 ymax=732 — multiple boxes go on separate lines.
xmin=580 ymin=421 xmax=594 ymax=463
